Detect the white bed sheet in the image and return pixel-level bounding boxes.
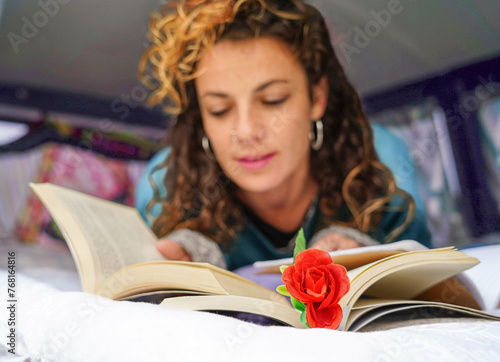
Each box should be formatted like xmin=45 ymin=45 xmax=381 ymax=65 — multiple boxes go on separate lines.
xmin=1 ymin=239 xmax=500 ymax=361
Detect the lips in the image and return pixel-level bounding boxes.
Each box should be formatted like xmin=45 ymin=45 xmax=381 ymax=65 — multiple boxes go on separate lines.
xmin=238 ymin=153 xmax=275 ymax=170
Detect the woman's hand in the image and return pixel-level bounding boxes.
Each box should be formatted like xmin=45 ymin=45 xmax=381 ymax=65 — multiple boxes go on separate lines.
xmin=156 ymin=239 xmax=192 ymax=261
xmin=309 ymin=233 xmax=362 ymax=252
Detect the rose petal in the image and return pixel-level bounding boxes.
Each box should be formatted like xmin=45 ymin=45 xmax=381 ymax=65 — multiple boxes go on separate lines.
xmin=282 ymin=265 xmax=310 ymax=301
xmin=282 ymin=249 xmax=349 ymax=307
xmin=306 ymin=303 xmax=344 ymax=329
xmin=325 ymin=264 xmax=350 ymax=305
xmin=295 ymin=249 xmax=333 ymax=270
xmin=304 ymin=267 xmax=328 ymax=299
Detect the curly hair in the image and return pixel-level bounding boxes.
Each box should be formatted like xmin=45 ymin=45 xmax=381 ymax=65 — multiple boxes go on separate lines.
xmin=138 ymin=0 xmax=415 ymax=245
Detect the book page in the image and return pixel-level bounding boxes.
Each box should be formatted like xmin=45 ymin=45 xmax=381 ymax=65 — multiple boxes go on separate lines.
xmin=160 ymin=295 xmax=305 ymax=328
xmin=347 ymin=298 xmax=500 ymax=331
xmin=341 ymin=248 xmax=479 ymax=309
xmin=345 ymin=247 xmax=456 ymax=283
xmin=415 ymin=277 xmax=481 ymax=310
xmin=253 ymin=239 xmax=428 ymax=270
xmin=100 ymin=260 xmax=291 ymax=305
xmin=30 ymin=183 xmax=164 ymax=293
xmin=461 ymin=245 xmax=500 ymax=312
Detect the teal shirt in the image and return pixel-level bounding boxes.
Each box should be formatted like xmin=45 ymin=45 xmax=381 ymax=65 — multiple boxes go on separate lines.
xmin=135 ymin=145 xmax=432 ymax=270
xmin=223 ymin=195 xmax=431 ymax=270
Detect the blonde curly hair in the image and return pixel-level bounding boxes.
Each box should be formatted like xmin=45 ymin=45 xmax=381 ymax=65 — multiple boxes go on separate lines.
xmin=138 ymin=0 xmax=415 ymax=245
xmin=139 ymin=0 xmax=306 ymax=115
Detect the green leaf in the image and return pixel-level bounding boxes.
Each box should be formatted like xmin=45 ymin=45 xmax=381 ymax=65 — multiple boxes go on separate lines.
xmin=279 ymin=265 xmax=288 ymax=274
xmin=290 ymin=296 xmax=305 ymax=313
xmin=276 ymin=285 xmax=291 ymax=297
xmin=300 ymin=311 xmax=310 ymax=328
xmin=291 ymin=297 xmax=309 ymax=328
xmin=293 ymin=228 xmax=306 ymax=262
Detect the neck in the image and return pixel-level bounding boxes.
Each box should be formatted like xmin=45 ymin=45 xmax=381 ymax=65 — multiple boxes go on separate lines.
xmin=237 ymin=177 xmax=318 ymax=233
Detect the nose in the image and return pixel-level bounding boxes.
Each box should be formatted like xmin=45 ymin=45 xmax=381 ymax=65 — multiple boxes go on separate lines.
xmin=234 ymin=107 xmax=266 ymax=143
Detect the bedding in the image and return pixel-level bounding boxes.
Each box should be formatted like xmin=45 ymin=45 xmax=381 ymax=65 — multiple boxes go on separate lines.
xmin=1 ymin=238 xmax=500 ymax=361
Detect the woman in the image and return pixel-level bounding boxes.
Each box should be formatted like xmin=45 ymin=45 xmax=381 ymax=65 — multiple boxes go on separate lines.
xmin=136 ymin=0 xmax=431 ymax=270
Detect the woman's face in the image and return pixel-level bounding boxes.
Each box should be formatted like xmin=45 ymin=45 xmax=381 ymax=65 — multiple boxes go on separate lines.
xmin=195 ymin=37 xmax=327 ymax=198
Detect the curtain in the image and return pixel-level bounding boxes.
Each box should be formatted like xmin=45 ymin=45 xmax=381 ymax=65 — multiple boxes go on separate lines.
xmin=478 ymin=94 xmax=500 ymax=240
xmin=370 ymin=100 xmax=469 ymax=247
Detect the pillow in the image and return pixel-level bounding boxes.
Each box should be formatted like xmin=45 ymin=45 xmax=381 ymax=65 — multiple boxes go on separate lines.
xmin=15 ymin=144 xmax=146 ymax=244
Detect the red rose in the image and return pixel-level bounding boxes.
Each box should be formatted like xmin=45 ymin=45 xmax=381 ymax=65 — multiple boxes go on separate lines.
xmin=282 ymin=249 xmax=350 ymax=329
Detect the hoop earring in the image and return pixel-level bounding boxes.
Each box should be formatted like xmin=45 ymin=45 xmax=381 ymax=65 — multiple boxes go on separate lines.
xmin=202 ymin=135 xmax=215 ymax=160
xmin=309 ymin=119 xmax=324 ymax=151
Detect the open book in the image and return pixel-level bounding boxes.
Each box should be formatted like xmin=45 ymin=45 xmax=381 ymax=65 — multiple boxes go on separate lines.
xmin=30 ymin=183 xmax=500 ymax=331
xmin=29 ymin=182 xmax=303 ymax=328
xmin=338 ymin=246 xmax=500 ymax=331
xmin=254 ymin=241 xmax=500 ymax=330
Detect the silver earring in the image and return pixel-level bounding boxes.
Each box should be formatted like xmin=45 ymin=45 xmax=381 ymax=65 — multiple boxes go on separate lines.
xmin=230 ymin=130 xmax=238 ymax=143
xmin=309 ymin=119 xmax=324 ymax=151
xmin=202 ymin=135 xmax=215 ymax=160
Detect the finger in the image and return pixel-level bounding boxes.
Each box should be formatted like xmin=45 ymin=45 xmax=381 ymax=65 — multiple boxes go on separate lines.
xmin=338 ymin=238 xmax=362 ymax=250
xmin=314 ymin=233 xmax=343 ymax=251
xmin=310 ymin=233 xmax=362 ymax=252
xmin=156 ymin=239 xmax=192 ymax=261
xmin=310 ymin=237 xmax=340 ymax=251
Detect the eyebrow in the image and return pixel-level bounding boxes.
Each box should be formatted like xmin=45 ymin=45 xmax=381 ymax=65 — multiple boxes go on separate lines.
xmin=256 ymin=79 xmax=289 ymax=92
xmin=202 ymin=79 xmax=289 ymax=99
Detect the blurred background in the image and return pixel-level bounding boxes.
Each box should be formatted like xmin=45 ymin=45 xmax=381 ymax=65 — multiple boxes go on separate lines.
xmin=0 ymin=0 xmax=499 ymax=248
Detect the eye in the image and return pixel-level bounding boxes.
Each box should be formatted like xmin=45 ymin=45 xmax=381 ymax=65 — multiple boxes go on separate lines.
xmin=263 ymin=96 xmax=288 ymax=106
xmin=209 ymin=109 xmax=229 ymax=117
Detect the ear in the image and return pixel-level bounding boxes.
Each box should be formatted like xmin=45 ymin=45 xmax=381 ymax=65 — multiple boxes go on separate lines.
xmin=309 ymin=76 xmax=329 ymax=121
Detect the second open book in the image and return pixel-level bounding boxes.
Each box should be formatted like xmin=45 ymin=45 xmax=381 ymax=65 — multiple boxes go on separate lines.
xmin=30 ymin=183 xmax=500 ymax=331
